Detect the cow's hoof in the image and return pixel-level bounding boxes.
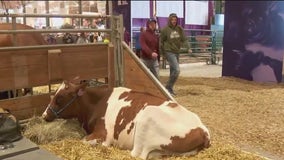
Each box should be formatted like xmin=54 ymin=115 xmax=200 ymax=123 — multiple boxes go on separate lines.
xmin=139 ymin=149 xmax=151 ymax=160
xmin=102 ymin=141 xmax=111 ymax=147
xmin=130 ymin=150 xmax=139 ymax=158
xmin=82 ymin=138 xmax=98 ymax=146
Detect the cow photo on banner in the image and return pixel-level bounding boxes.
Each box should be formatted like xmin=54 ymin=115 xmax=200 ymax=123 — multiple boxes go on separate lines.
xmin=222 ymin=1 xmax=284 ymax=83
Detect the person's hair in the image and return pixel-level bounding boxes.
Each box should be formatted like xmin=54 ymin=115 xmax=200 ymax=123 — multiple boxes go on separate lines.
xmin=169 ymin=13 xmax=177 ymax=17
xmin=80 ymin=32 xmax=86 ymax=37
xmin=148 ymin=18 xmax=156 ymax=23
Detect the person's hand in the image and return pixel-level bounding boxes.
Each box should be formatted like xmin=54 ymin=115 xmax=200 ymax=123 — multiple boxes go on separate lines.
xmin=188 ymin=49 xmax=192 ymax=53
xmin=152 ymin=52 xmax=158 ymax=59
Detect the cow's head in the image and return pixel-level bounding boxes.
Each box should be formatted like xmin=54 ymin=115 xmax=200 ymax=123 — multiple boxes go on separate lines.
xmin=42 ymin=80 xmax=87 ymax=122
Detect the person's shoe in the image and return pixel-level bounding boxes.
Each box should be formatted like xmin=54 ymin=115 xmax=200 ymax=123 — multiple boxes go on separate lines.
xmin=165 ymin=86 xmax=171 ymax=93
xmin=166 ymin=86 xmax=176 ymax=96
xmin=169 ymin=91 xmax=177 ymax=97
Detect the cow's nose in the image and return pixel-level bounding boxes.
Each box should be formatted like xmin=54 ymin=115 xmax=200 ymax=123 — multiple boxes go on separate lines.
xmin=42 ymin=109 xmax=47 ymax=117
xmin=42 ymin=112 xmax=48 ymax=121
xmin=42 ymin=110 xmax=51 ymax=121
xmin=42 ymin=114 xmax=53 ymax=122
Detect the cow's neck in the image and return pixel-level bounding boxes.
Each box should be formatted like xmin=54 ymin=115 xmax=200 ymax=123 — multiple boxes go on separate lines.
xmin=76 ymin=86 xmax=110 ymax=133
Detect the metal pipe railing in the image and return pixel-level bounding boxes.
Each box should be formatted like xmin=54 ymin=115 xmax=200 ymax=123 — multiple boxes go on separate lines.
xmin=0 ymin=29 xmax=112 ymax=34
xmin=0 ymin=43 xmax=107 ymax=51
xmin=0 ymin=13 xmax=111 ymax=18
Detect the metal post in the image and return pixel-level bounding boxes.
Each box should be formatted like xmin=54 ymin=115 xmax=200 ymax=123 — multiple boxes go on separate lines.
xmin=191 ymin=30 xmax=197 ymax=53
xmin=22 ymin=3 xmax=26 ymax=24
xmin=12 ymin=17 xmax=17 ymax=46
xmin=210 ymin=31 xmax=217 ymax=64
xmin=11 ymin=16 xmax=18 ymax=98
xmin=108 ymin=0 xmax=112 ymax=16
xmin=45 ymin=1 xmax=50 ymax=27
xmin=118 ymin=14 xmax=124 ymax=86
xmin=78 ymin=0 xmax=82 ymax=26
xmin=111 ymin=16 xmax=119 ymax=86
xmin=112 ymin=14 xmax=124 ymax=87
xmin=5 ymin=9 xmax=9 ymax=23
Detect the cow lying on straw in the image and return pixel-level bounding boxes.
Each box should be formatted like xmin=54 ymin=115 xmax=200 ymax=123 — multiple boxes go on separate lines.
xmin=42 ymin=80 xmax=210 ymax=159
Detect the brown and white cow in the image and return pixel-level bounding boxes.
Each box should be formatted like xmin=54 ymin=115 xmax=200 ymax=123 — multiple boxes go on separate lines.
xmin=42 ymin=81 xmax=210 ymax=159
xmin=0 ymin=23 xmax=47 ymax=98
xmin=0 ymin=23 xmax=47 ymax=47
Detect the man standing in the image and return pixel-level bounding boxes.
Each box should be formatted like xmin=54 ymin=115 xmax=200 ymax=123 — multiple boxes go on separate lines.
xmin=160 ymin=13 xmax=190 ymax=96
xmin=124 ymin=27 xmax=131 ymax=46
xmin=140 ymin=18 xmax=160 ymax=79
xmin=134 ymin=27 xmax=145 ymax=58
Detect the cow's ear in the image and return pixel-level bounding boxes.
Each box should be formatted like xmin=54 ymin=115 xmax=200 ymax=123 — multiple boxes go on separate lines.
xmin=76 ymin=82 xmax=87 ymax=96
xmin=73 ymin=76 xmax=80 ymax=81
xmin=63 ymin=80 xmax=69 ymax=89
xmin=77 ymin=89 xmax=85 ymax=96
xmin=65 ymin=84 xmax=69 ymax=89
xmin=70 ymin=76 xmax=81 ymax=84
xmin=63 ymin=80 xmax=70 ymax=89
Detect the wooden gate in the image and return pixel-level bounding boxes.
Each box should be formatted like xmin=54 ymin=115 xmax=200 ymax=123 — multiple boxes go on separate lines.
xmin=0 ymin=13 xmax=172 ymax=120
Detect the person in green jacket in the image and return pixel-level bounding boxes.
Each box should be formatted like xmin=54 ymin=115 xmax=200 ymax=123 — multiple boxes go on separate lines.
xmin=160 ymin=13 xmax=190 ymax=96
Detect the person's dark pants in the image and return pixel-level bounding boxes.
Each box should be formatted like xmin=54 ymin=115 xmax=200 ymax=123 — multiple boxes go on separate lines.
xmin=135 ymin=49 xmax=141 ymax=58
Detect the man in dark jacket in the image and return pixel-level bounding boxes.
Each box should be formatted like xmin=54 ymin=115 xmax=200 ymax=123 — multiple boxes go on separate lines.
xmin=140 ymin=18 xmax=160 ymax=79
xmin=160 ymin=13 xmax=190 ymax=96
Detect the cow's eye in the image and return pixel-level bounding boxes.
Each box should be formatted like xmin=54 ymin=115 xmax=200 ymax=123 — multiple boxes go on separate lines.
xmin=55 ymin=95 xmax=63 ymax=105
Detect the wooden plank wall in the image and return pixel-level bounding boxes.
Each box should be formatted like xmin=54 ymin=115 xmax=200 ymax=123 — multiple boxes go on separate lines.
xmin=49 ymin=45 xmax=109 ymax=82
xmin=0 ymin=42 xmax=172 ymax=120
xmin=0 ymin=44 xmax=109 ymax=119
xmin=122 ymin=43 xmax=172 ymax=101
xmin=0 ymin=48 xmax=49 ymax=90
xmin=0 ymin=94 xmax=50 ymax=120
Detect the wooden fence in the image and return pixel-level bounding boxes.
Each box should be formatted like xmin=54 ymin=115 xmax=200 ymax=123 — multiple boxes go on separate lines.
xmin=0 ymin=44 xmax=110 ymax=119
xmin=0 ymin=13 xmax=172 ymax=120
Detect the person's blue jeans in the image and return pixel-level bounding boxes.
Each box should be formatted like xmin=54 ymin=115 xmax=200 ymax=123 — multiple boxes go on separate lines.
xmin=141 ymin=58 xmax=160 ymax=80
xmin=165 ymin=52 xmax=180 ymax=92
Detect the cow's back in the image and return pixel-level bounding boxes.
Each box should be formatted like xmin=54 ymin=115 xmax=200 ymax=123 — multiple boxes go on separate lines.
xmin=131 ymin=103 xmax=210 ymax=159
xmin=0 ymin=23 xmax=47 ymax=46
xmin=103 ymin=87 xmax=166 ymax=149
xmin=102 ymin=87 xmax=210 ymax=159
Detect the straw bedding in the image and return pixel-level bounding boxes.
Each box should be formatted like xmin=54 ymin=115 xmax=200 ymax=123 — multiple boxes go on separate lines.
xmin=23 ymin=76 xmax=284 ymax=160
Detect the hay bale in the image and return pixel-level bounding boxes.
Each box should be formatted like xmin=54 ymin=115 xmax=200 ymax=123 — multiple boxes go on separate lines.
xmin=23 ymin=116 xmax=86 ymax=144
xmin=41 ymin=139 xmax=265 ymax=160
xmin=41 ymin=139 xmax=137 ymax=160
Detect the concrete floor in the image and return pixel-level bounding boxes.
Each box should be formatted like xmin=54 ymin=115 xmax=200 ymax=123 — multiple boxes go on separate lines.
xmin=160 ymin=62 xmax=222 ymax=78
